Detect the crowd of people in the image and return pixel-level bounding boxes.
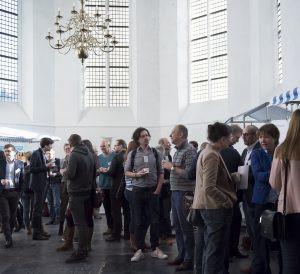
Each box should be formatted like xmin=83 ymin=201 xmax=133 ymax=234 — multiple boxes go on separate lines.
xmin=0 ymin=110 xmax=300 ymax=273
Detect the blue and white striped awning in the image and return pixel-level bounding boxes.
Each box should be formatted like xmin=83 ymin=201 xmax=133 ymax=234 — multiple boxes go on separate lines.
xmin=271 ymin=87 xmax=299 ymax=105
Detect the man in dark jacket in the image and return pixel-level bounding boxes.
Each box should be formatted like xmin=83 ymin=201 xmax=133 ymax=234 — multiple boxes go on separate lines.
xmin=221 ymin=143 xmax=246 ymax=259
xmin=0 ymin=144 xmax=24 ymax=248
xmin=65 ymin=134 xmax=96 ymax=263
xmin=101 ymin=139 xmax=130 ymax=242
xmin=30 ymin=137 xmax=54 ymax=240
xmin=45 ymin=149 xmax=61 ymax=226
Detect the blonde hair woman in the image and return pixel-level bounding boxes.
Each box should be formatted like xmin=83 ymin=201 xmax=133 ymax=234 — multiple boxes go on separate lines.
xmin=270 ymin=109 xmax=300 ymax=274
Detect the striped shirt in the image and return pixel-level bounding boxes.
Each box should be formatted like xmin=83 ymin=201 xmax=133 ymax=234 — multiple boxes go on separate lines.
xmin=170 ymin=140 xmax=197 ymax=191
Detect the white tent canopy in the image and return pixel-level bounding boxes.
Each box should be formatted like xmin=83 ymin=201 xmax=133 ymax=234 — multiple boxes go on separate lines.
xmin=0 ymin=127 xmax=61 ymax=143
xmin=225 ymin=102 xmax=292 ymax=126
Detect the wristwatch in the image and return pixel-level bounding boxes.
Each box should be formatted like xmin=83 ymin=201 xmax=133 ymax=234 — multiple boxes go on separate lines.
xmin=171 ymin=166 xmax=174 ymax=171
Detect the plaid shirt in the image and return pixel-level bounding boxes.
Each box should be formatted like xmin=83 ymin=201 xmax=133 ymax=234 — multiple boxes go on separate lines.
xmin=170 ymin=140 xmax=197 ymax=191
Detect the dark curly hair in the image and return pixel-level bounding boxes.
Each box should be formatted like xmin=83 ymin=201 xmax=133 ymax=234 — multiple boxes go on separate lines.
xmin=40 ymin=137 xmax=54 ymax=148
xmin=132 ymin=127 xmax=151 ymax=145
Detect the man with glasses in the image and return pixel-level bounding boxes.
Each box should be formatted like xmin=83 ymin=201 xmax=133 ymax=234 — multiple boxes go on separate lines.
xmin=220 ymin=125 xmax=247 ymax=264
xmin=240 ymin=125 xmax=260 ymax=273
xmin=0 ymin=144 xmax=24 ymax=248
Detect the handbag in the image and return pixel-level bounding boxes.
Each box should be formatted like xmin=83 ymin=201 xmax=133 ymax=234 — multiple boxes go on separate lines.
xmin=260 ymin=159 xmax=289 ymax=240
xmin=183 ymin=191 xmax=194 ymax=211
xmin=186 ymin=208 xmax=203 ymax=227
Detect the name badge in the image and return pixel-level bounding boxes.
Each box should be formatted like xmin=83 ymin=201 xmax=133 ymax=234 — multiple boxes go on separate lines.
xmin=15 ymin=168 xmax=21 ymax=174
xmin=143 ymin=156 xmax=149 ymax=163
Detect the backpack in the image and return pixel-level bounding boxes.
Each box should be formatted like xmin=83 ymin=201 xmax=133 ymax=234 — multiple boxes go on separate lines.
xmin=130 ymin=147 xmax=160 ymax=175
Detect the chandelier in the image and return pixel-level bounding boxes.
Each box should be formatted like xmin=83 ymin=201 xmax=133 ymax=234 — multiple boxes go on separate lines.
xmin=45 ymin=0 xmax=117 ymax=64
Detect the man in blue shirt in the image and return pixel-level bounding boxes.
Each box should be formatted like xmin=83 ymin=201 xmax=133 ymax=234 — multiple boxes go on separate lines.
xmin=98 ymin=140 xmax=115 ymax=235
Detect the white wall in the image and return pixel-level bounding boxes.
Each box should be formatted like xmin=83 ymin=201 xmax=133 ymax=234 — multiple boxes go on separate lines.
xmin=1 ymin=0 xmax=299 ymax=157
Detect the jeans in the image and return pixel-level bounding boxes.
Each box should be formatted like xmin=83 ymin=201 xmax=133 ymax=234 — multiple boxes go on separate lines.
xmin=132 ymin=187 xmax=159 ymax=250
xmin=229 ymin=202 xmax=242 ymax=255
xmin=280 ymin=213 xmax=300 ymax=274
xmin=22 ymin=192 xmax=33 ymax=227
xmin=46 ymin=183 xmax=61 ymax=221
xmin=195 ymin=227 xmax=204 ymax=274
xmin=200 ymin=207 xmax=232 ymax=274
xmin=171 ymin=191 xmax=195 ymax=264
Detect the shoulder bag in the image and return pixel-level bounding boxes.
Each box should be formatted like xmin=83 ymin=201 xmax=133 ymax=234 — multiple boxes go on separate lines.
xmin=260 ymin=159 xmax=289 ymax=240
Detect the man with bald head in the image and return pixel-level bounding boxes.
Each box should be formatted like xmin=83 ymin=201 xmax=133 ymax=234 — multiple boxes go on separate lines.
xmin=98 ymin=140 xmax=116 ymax=236
xmin=162 ymin=124 xmax=197 ymax=271
xmin=241 ymin=126 xmax=260 ymax=263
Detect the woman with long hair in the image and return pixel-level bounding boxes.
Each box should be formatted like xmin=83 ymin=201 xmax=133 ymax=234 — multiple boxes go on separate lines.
xmin=270 ymin=109 xmax=300 ymax=274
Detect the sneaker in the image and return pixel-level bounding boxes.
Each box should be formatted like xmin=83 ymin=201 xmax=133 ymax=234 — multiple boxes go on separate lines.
xmin=151 ymin=247 xmax=168 ymax=259
xmin=130 ymin=249 xmax=145 ymax=262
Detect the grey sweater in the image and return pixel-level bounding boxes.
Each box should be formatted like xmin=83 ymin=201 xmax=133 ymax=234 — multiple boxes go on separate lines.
xmin=65 ymin=144 xmax=95 ymax=194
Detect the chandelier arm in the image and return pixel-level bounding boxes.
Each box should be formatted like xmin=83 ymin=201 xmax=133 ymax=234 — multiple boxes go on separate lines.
xmin=99 ymin=41 xmax=116 ymax=53
xmin=48 ymin=40 xmax=67 ymax=50
xmin=58 ymin=46 xmax=72 ymax=55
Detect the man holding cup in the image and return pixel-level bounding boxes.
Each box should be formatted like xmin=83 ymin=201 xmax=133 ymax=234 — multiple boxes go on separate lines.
xmin=125 ymin=127 xmax=167 ymax=262
xmin=0 ymin=144 xmax=24 ymax=248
